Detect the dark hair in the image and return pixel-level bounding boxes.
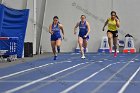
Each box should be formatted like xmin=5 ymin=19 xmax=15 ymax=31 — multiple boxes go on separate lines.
xmin=116 ymin=15 xmax=119 ymax=20
xmin=81 ymin=15 xmax=86 ymax=18
xmin=53 ymin=16 xmax=60 ymax=24
xmin=111 ymin=11 xmax=119 ymax=20
xmin=53 ymin=16 xmax=59 ymax=20
xmin=111 ymin=11 xmax=116 ymax=15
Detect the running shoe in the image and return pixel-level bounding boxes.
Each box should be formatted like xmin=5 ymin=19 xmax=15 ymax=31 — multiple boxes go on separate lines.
xmin=114 ymin=52 xmax=117 ymax=57
xmin=81 ymin=55 xmax=86 ymax=59
xmin=54 ymin=55 xmax=57 ymax=60
xmin=109 ymin=48 xmax=112 ymax=53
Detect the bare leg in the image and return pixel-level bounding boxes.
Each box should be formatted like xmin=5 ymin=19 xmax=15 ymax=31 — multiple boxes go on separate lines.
xmin=107 ymin=32 xmax=113 ymax=52
xmin=113 ymin=37 xmax=118 ymax=53
xmin=56 ymin=39 xmax=61 ymax=53
xmin=78 ymin=37 xmax=85 ymax=58
xmin=51 ymin=41 xmax=56 ymax=55
xmin=83 ymin=39 xmax=88 ymax=53
xmin=51 ymin=41 xmax=57 ymax=60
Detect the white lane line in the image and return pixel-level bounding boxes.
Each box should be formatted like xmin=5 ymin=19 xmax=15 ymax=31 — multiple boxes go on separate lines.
xmin=1 ymin=62 xmax=94 ymax=83
xmin=24 ymin=56 xmax=112 ymax=93
xmin=0 ymin=63 xmax=94 ymax=84
xmin=24 ymin=63 xmax=95 ymax=93
xmin=91 ymin=62 xmax=131 ymax=93
xmin=118 ymin=66 xmax=140 ymax=93
xmin=2 ymin=80 xmax=140 ymax=83
xmin=4 ymin=62 xmax=87 ymax=93
xmin=0 ymin=61 xmax=72 ymax=80
xmin=60 ymin=64 xmax=112 ymax=93
xmin=60 ymin=62 xmax=132 ymax=93
xmin=91 ymin=54 xmax=139 ymax=93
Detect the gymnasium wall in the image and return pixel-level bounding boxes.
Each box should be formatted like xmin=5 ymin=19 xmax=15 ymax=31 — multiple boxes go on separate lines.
xmin=1 ymin=0 xmax=140 ymax=53
xmin=2 ymin=0 xmax=26 ymax=9
xmin=113 ymin=0 xmax=140 ymax=52
xmin=41 ymin=0 xmax=140 ymax=52
xmin=41 ymin=0 xmax=113 ymax=52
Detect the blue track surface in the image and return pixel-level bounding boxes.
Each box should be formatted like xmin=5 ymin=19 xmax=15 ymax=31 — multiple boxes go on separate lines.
xmin=0 ymin=53 xmax=140 ymax=93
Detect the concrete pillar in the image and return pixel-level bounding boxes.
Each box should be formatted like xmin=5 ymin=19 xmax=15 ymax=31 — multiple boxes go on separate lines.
xmin=36 ymin=0 xmax=47 ymax=54
xmin=0 ymin=0 xmax=4 ymax=4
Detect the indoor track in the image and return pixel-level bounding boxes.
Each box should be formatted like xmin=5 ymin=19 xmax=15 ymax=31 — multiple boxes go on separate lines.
xmin=0 ymin=53 xmax=140 ymax=93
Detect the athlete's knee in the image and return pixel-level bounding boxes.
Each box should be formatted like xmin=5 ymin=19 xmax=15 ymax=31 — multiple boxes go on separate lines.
xmin=78 ymin=40 xmax=83 ymax=44
xmin=83 ymin=42 xmax=87 ymax=47
xmin=52 ymin=46 xmax=55 ymax=50
xmin=78 ymin=43 xmax=83 ymax=47
xmin=107 ymin=35 xmax=112 ymax=40
xmin=113 ymin=43 xmax=117 ymax=49
xmin=107 ymin=33 xmax=113 ymax=39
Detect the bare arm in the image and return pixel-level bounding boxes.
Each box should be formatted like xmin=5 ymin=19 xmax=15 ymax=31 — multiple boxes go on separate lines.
xmin=85 ymin=21 xmax=90 ymax=37
xmin=115 ymin=19 xmax=120 ymax=28
xmin=74 ymin=22 xmax=79 ymax=34
xmin=103 ymin=19 xmax=108 ymax=31
xmin=49 ymin=24 xmax=53 ymax=35
xmin=59 ymin=24 xmax=64 ymax=39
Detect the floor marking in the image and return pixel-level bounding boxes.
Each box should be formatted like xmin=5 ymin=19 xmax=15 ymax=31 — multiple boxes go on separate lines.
xmin=91 ymin=54 xmax=139 ymax=93
xmin=60 ymin=54 xmax=139 ymax=93
xmin=118 ymin=66 xmax=140 ymax=93
xmin=60 ymin=64 xmax=112 ymax=93
xmin=4 ymin=63 xmax=87 ymax=93
xmin=24 ymin=62 xmax=96 ymax=93
xmin=91 ymin=62 xmax=131 ymax=93
xmin=24 ymin=56 xmax=113 ymax=93
xmin=98 ymin=61 xmax=103 ymax=62
xmin=0 ymin=61 xmax=72 ymax=80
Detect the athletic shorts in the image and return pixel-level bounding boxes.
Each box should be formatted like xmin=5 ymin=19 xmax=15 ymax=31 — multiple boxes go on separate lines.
xmin=107 ymin=30 xmax=118 ymax=37
xmin=51 ymin=34 xmax=61 ymax=41
xmin=78 ymin=34 xmax=89 ymax=41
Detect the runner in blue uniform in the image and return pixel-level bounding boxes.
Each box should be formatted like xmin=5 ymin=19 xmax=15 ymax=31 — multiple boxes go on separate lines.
xmin=49 ymin=16 xmax=64 ymax=60
xmin=74 ymin=15 xmax=90 ymax=59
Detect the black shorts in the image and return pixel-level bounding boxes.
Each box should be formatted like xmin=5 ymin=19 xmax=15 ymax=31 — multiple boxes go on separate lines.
xmin=107 ymin=30 xmax=118 ymax=37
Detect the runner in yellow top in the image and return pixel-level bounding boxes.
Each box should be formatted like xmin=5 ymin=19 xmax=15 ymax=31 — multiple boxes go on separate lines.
xmin=103 ymin=11 xmax=120 ymax=57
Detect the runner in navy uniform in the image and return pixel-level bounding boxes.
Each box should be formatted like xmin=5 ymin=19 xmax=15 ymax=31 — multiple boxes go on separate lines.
xmin=74 ymin=15 xmax=90 ymax=59
xmin=49 ymin=16 xmax=64 ymax=60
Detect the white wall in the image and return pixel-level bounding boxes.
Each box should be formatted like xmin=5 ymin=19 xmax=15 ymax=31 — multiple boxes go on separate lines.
xmin=1 ymin=0 xmax=140 ymax=53
xmin=41 ymin=0 xmax=140 ymax=52
xmin=41 ymin=0 xmax=113 ymax=52
xmin=113 ymin=0 xmax=140 ymax=51
xmin=2 ymin=0 xmax=25 ymax=9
